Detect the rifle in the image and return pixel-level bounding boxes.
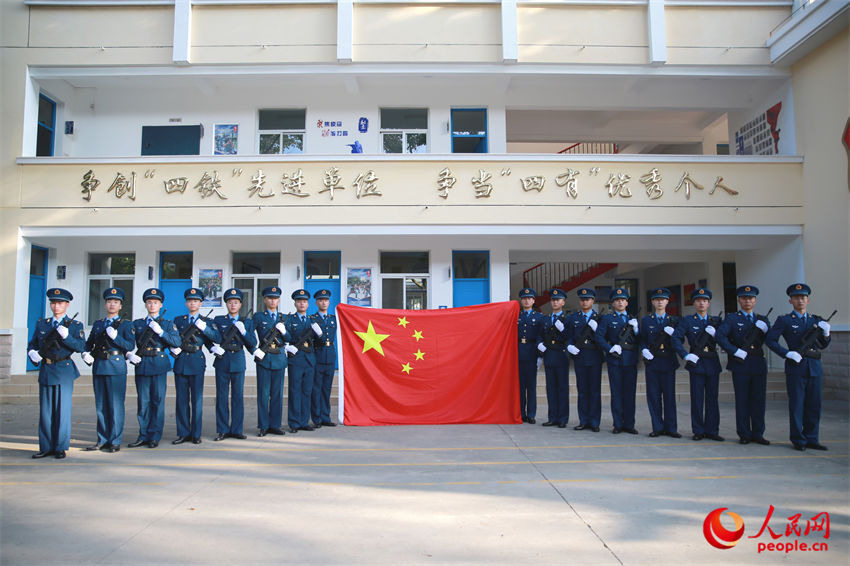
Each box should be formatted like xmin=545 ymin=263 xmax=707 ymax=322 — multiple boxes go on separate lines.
xmin=791 ymin=309 xmax=837 ymax=363
xmin=215 ymin=308 xmax=253 ymax=358
xmin=572 ymin=312 xmax=599 ymax=354
xmin=610 ymin=307 xmax=640 ymax=360
xmin=288 ymin=317 xmax=316 ymax=358
xmin=255 ymin=311 xmax=286 ymax=360
xmin=38 ymin=312 xmax=79 ymax=360
xmin=87 ymin=315 xmax=125 ymax=365
xmin=732 ymin=307 xmax=772 ymax=361
xmin=648 ymin=314 xmax=679 ymax=356
xmin=542 ymin=313 xmax=567 ymax=347
xmin=685 ymin=311 xmax=722 ymax=370
xmin=177 ymin=309 xmax=214 ymax=351
xmin=136 ymin=308 xmax=168 ymax=353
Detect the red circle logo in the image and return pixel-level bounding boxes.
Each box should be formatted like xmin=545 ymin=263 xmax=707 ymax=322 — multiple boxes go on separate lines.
xmin=703 ymin=508 xmax=745 ymax=549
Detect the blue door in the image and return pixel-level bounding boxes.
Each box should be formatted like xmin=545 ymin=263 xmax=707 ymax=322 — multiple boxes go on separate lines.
xmin=452 ymin=251 xmax=490 ymax=307
xmin=159 ymin=252 xmax=193 ymax=319
xmin=303 ymin=251 xmax=341 ymax=315
xmin=26 ymin=246 xmax=48 ymax=371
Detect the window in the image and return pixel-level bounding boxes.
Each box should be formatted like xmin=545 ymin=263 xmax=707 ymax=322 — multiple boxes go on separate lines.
xmin=141 ymin=125 xmax=201 ymax=156
xmin=258 ymin=109 xmax=305 ymax=154
xmin=380 ymin=251 xmax=429 ymax=310
xmin=232 ymin=252 xmax=281 ymax=317
xmin=160 ymin=252 xmax=193 ymax=280
xmin=380 ymin=108 xmax=427 ymax=154
xmin=451 ymin=108 xmax=487 ymax=153
xmin=37 ymin=94 xmax=56 ymax=157
xmin=87 ymin=253 xmax=135 ymax=324
xmin=305 ymin=251 xmax=340 ymax=280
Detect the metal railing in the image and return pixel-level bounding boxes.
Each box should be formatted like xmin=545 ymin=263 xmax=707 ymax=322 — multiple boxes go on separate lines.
xmin=522 ymin=262 xmax=596 ymax=293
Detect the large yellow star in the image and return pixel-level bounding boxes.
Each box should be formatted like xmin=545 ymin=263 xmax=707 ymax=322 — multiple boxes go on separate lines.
xmin=401 ymin=362 xmax=413 ymax=374
xmin=412 ymin=330 xmax=424 ymax=342
xmin=354 ymin=321 xmax=390 ymax=356
xmin=413 ymin=349 xmax=425 ymax=360
xmin=397 ymin=316 xmax=409 ymax=328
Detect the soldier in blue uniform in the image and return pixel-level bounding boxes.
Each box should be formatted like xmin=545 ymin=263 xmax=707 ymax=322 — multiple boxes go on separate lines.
xmin=568 ymin=288 xmax=604 ymax=432
xmin=81 ymin=287 xmax=136 ymax=452
xmin=210 ymin=288 xmax=257 ymax=441
xmin=517 ymin=288 xmax=544 ymax=424
xmin=311 ymin=289 xmax=338 ymax=428
xmin=251 ymin=286 xmax=292 ymax=436
xmin=127 ymin=288 xmax=180 ymax=448
xmin=716 ymin=285 xmax=771 ymax=445
xmin=766 ymin=283 xmax=832 ymax=451
xmin=640 ymin=287 xmax=681 ymax=438
xmin=171 ymin=288 xmax=221 ymax=444
xmin=286 ymin=289 xmax=323 ymax=433
xmin=537 ymin=288 xmax=570 ymax=428
xmin=26 ymin=288 xmax=86 ymax=459
xmin=594 ymin=288 xmax=639 ymax=434
xmin=671 ymin=288 xmax=724 ymax=442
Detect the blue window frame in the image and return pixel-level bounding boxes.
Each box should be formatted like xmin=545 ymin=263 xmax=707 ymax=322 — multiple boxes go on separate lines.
xmin=37 ymin=94 xmax=56 ymax=157
xmin=451 ymin=108 xmax=487 ymax=153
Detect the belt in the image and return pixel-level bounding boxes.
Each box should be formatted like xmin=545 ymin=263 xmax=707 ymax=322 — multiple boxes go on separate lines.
xmin=94 ymin=349 xmax=122 ymax=360
xmin=223 ymin=344 xmax=243 ymax=352
xmin=620 ymin=344 xmax=636 ymax=351
xmin=519 ymin=338 xmax=528 ymax=344
xmin=699 ymin=351 xmax=719 ymax=358
xmin=803 ymin=350 xmax=821 ymax=360
xmin=140 ymin=347 xmax=162 ymax=357
xmin=317 ymin=340 xmax=334 ymax=348
xmin=44 ymin=356 xmax=71 ymax=365
xmin=181 ymin=345 xmax=201 ymax=354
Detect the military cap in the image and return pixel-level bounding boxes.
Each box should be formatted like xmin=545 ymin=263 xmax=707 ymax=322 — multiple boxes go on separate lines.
xmin=518 ymin=288 xmax=536 ymax=299
xmin=224 ymin=288 xmax=243 ymax=302
xmin=691 ymin=287 xmax=712 ymax=301
xmin=609 ymin=288 xmax=630 ymax=302
xmin=262 ymin=286 xmax=281 ymax=298
xmin=143 ymin=288 xmax=164 ymax=302
xmin=103 ymin=287 xmax=125 ymax=302
xmin=291 ymin=289 xmax=311 ymax=300
xmin=651 ymin=287 xmax=671 ymax=300
xmin=736 ymin=285 xmax=759 ymax=297
xmin=786 ymin=283 xmax=811 ymax=297
xmin=47 ymin=288 xmax=73 ymax=302
xmin=549 ymin=288 xmax=567 ymax=300
xmin=314 ymin=289 xmax=332 ymax=299
xmin=577 ymin=288 xmax=596 ymax=299
xmin=184 ymin=287 xmax=205 ymax=301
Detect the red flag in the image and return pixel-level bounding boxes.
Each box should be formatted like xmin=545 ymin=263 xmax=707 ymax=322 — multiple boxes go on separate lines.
xmin=337 ymin=301 xmax=520 ymax=425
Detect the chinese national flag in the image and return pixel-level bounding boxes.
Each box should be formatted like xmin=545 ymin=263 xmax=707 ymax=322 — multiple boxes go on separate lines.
xmin=337 ymin=302 xmax=521 ymax=425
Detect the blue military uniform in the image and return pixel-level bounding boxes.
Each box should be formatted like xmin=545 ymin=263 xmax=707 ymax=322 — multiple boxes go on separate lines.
xmin=671 ymin=288 xmax=723 ymax=441
xmin=286 ymin=289 xmax=320 ymax=432
xmin=517 ymin=288 xmax=544 ymax=423
xmin=171 ymin=288 xmax=221 ymax=444
xmin=129 ymin=288 xmax=181 ymax=448
xmin=715 ymin=285 xmax=770 ymax=445
xmin=765 ymin=283 xmax=832 ymax=451
xmin=538 ymin=288 xmax=570 ymax=427
xmin=26 ymin=288 xmax=85 ymax=459
xmin=568 ymin=288 xmax=604 ymax=431
xmin=311 ymin=289 xmax=337 ymax=427
xmin=594 ymin=288 xmax=639 ymax=434
xmin=640 ymin=288 xmax=681 ymax=437
xmin=84 ymin=287 xmax=135 ymax=451
xmin=212 ymin=288 xmax=257 ymax=440
xmin=252 ymin=286 xmax=292 ymax=435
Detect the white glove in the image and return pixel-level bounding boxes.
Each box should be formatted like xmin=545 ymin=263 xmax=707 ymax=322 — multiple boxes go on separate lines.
xmin=642 ymin=348 xmax=654 ymax=361
xmin=554 ymin=319 xmax=564 ymax=332
xmin=609 ymin=344 xmax=623 ymax=355
xmin=82 ymin=352 xmax=94 ymax=365
xmin=567 ymin=344 xmax=580 ymax=355
xmin=755 ymin=320 xmax=768 ymax=333
xmin=285 ymin=344 xmax=298 ymax=355
xmin=234 ymin=320 xmax=246 ymax=335
xmin=275 ymin=322 xmax=287 ymax=334
xmin=705 ymin=325 xmax=716 ymax=337
xmin=786 ymin=351 xmax=803 ymax=363
xmin=253 ymin=348 xmax=265 ymax=360
xmin=629 ymin=319 xmax=639 ymax=331
xmin=148 ymin=320 xmax=163 ymax=335
xmin=56 ymin=325 xmax=69 ymax=339
xmin=28 ymin=349 xmax=42 ymax=363
xmin=170 ymin=347 xmax=182 ymax=356
xmin=734 ymin=348 xmax=748 ymax=360
xmin=536 ymin=357 xmax=543 ymax=370
xmin=818 ymin=320 xmax=830 ymax=337
xmin=663 ymin=326 xmax=675 ymax=336
xmin=127 ymin=353 xmax=142 ymax=365
xmin=684 ymin=353 xmax=699 ymax=364
xmin=194 ymin=318 xmax=207 ymax=331
xmin=311 ymin=322 xmax=323 ymax=337
xmin=587 ymin=319 xmax=598 ymax=331
xmin=537 ymin=343 xmax=546 ymax=353
xmin=210 ymin=345 xmax=225 ymax=356
xmin=105 ymin=326 xmax=118 ymax=340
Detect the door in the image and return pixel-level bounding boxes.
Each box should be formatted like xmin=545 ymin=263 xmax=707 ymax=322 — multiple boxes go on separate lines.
xmin=26 ymin=246 xmax=48 ymax=371
xmin=452 ymin=251 xmax=490 ymax=307
xmin=159 ymin=252 xmax=193 ymax=319
xmin=303 ymin=251 xmax=341 ymax=314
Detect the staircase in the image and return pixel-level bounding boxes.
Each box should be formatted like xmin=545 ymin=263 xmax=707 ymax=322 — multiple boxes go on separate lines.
xmin=523 ymin=262 xmax=618 ymax=307
xmin=558 ymin=142 xmax=619 ymax=154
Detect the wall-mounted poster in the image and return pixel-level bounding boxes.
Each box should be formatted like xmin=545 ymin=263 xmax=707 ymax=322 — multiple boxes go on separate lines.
xmin=346 ymin=268 xmax=372 ymax=307
xmin=199 ymin=269 xmax=223 ymax=307
xmin=214 ymin=124 xmax=238 ymax=155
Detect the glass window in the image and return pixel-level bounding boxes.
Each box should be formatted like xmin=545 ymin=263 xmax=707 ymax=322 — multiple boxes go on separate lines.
xmin=305 ymin=251 xmax=340 ymax=280
xmin=30 ymin=247 xmax=47 ymax=277
xmin=380 ymin=108 xmax=427 ymax=154
xmin=233 ymin=252 xmax=280 ymax=275
xmin=36 ymin=94 xmax=56 ymax=157
xmin=380 ymin=251 xmax=429 ymax=274
xmin=160 ymin=253 xmax=192 ymax=280
xmin=451 ymin=109 xmax=487 ymax=153
xmin=87 ymin=253 xmax=135 ymax=324
xmin=380 ymin=251 xmax=429 ymax=309
xmin=453 ymin=251 xmax=488 ymax=279
xmin=233 ymin=252 xmax=281 ymax=317
xmin=90 ymin=253 xmax=135 ymax=275
xmin=259 ymin=109 xmax=305 ymax=155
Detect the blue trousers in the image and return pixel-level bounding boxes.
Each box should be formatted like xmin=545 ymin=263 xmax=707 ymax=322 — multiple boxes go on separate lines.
xmin=134 ymin=373 xmax=167 ymax=443
xmin=544 ymin=360 xmax=569 ymax=425
xmin=786 ymin=372 xmax=820 ymax=446
xmin=288 ymin=363 xmax=314 ymax=429
xmin=311 ymin=364 xmax=334 ymax=424
xmin=256 ymin=366 xmax=284 ymax=431
xmin=518 ymin=358 xmax=538 ymax=419
xmin=38 ymin=382 xmax=74 ymax=452
xmin=93 ymin=373 xmax=127 ymax=446
xmin=175 ymin=372 xmax=204 ymax=439
xmin=575 ymin=363 xmax=603 ymax=427
xmin=645 ymin=367 xmax=677 ymax=434
xmin=608 ymin=363 xmax=637 ymax=430
xmin=689 ymin=370 xmax=720 ymax=436
xmin=215 ymin=370 xmax=245 ymax=435
xmin=731 ymin=370 xmax=767 ymax=440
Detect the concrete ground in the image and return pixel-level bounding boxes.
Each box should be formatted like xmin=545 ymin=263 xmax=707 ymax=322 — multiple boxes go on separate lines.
xmin=1 ymin=392 xmax=848 ymax=565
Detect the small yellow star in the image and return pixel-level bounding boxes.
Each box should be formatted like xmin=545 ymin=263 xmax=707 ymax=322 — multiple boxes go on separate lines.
xmin=397 ymin=316 xmax=409 ymax=328
xmin=412 ymin=330 xmax=424 ymax=342
xmin=413 ymin=349 xmax=425 ymax=360
xmin=354 ymin=321 xmax=390 ymax=356
xmin=401 ymin=362 xmax=413 ymax=374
